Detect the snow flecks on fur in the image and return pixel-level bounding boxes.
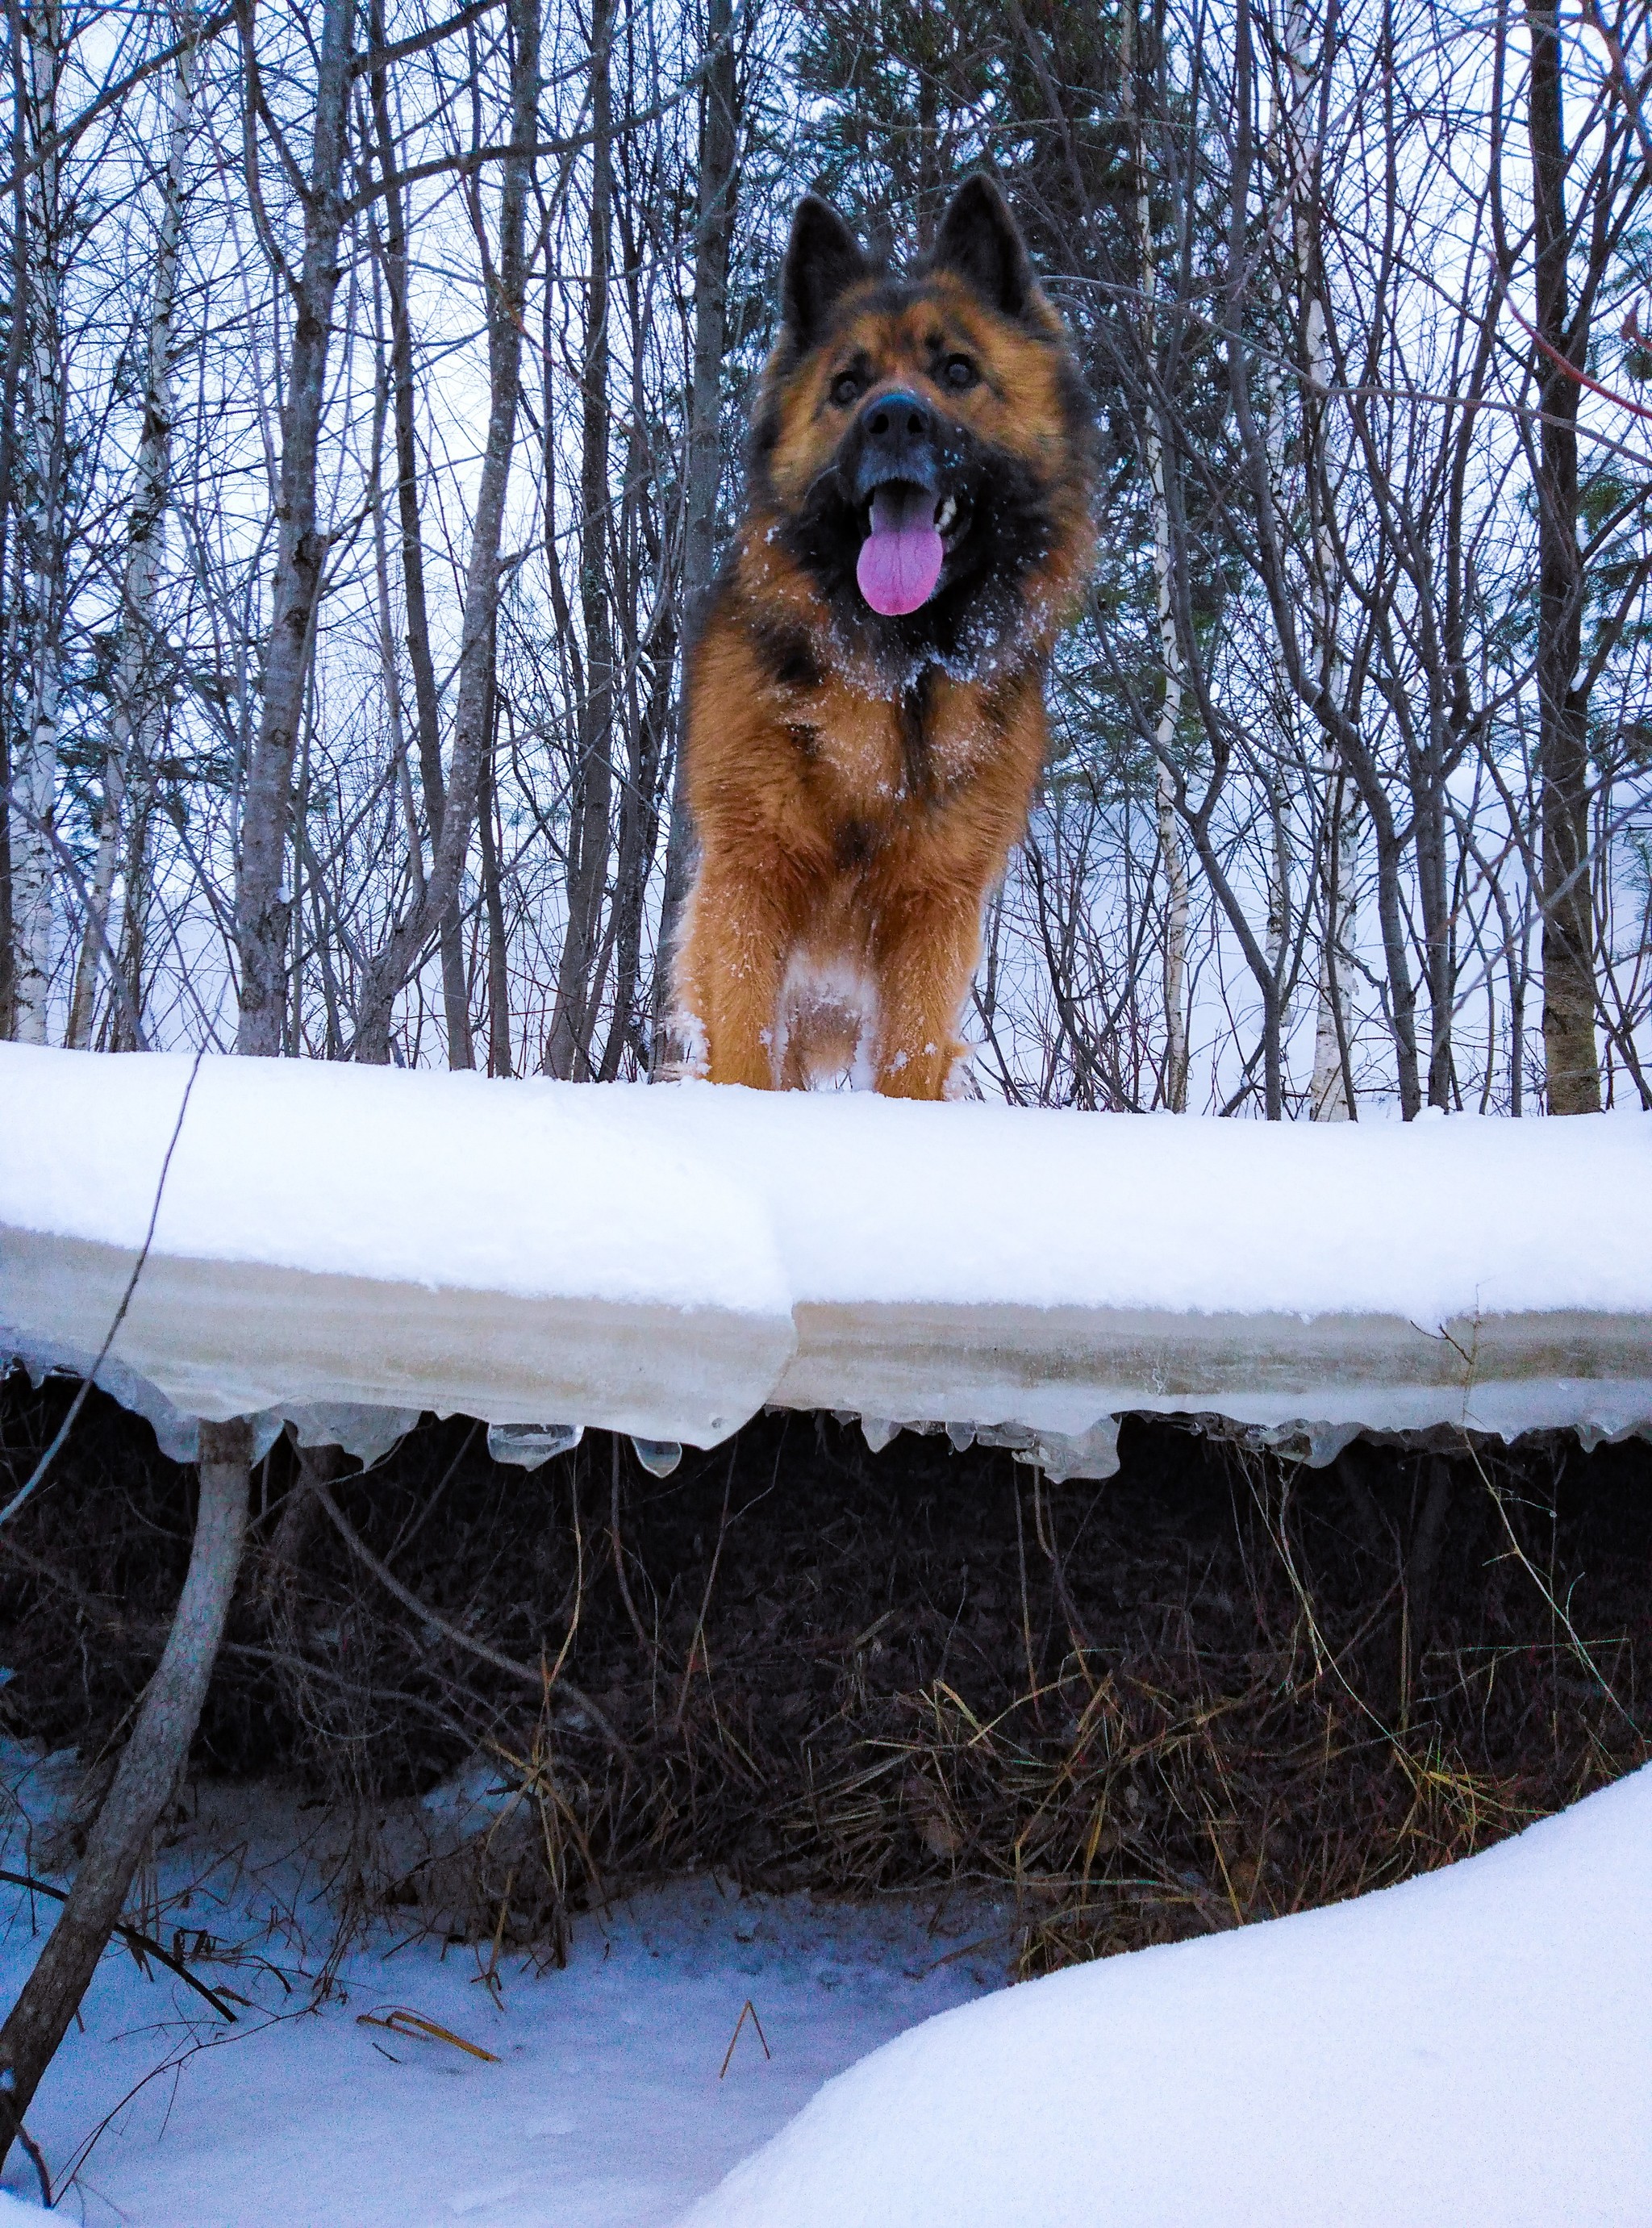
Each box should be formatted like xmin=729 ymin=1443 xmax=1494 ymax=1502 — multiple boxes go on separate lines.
xmin=774 ymin=952 xmax=881 ymax=1092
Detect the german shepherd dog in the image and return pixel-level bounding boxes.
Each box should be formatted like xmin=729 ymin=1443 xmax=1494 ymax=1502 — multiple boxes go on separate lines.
xmin=672 ymin=175 xmax=1095 ymax=1099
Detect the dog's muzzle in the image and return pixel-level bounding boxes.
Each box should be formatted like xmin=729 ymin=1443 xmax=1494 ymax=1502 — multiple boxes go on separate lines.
xmin=853 ymin=390 xmax=942 ymax=501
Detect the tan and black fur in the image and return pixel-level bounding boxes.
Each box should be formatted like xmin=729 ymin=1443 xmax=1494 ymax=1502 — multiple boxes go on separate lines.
xmin=673 ymin=176 xmax=1096 ymax=1099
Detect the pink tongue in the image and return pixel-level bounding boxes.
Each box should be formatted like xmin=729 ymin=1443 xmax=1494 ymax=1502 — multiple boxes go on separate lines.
xmin=857 ymin=484 xmax=944 ymax=616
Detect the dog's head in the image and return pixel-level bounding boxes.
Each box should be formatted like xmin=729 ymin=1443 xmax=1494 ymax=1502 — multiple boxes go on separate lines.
xmin=748 ymin=177 xmax=1095 ymax=674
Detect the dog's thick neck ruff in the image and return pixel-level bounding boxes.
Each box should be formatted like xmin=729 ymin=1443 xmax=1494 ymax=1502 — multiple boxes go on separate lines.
xmin=741 ymin=178 xmax=1095 ymax=699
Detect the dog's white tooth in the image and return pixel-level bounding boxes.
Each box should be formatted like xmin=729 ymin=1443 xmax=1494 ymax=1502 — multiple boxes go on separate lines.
xmin=936 ymin=495 xmax=957 ymax=532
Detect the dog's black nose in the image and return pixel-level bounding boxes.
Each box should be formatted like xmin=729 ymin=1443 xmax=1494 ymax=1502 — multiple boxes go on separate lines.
xmin=853 ymin=389 xmax=940 ymax=496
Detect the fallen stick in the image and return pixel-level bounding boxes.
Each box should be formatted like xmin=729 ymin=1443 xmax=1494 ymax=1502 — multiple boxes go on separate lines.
xmin=0 ymin=1869 xmax=243 ymax=2024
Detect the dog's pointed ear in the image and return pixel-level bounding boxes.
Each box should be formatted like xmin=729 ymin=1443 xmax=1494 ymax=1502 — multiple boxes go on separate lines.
xmin=932 ymin=174 xmax=1035 ymax=319
xmin=782 ymin=195 xmax=870 ymax=349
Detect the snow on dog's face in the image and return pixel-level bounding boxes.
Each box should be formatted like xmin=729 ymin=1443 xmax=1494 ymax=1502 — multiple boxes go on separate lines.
xmin=748 ymin=177 xmax=1096 ymax=678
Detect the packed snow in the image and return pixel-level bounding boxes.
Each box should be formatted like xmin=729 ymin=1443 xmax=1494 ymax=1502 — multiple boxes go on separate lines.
xmin=0 ymin=1045 xmax=790 ymax=1317
xmin=4 ymin=1043 xmax=1652 ymax=1455
xmin=4 ymin=1045 xmax=1650 ymax=2221
xmin=682 ymin=1767 xmax=1652 ymax=2228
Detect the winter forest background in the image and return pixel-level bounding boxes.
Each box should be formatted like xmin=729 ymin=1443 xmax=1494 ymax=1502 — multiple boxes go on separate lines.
xmin=2 ymin=0 xmax=1650 ymax=1119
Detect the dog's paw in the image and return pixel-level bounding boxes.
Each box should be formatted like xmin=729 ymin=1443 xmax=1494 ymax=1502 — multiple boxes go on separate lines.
xmin=652 ymin=1009 xmax=709 ymax=1083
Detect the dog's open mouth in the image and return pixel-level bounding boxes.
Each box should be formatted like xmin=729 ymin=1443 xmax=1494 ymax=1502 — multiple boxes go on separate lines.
xmin=857 ymin=482 xmax=957 ymax=617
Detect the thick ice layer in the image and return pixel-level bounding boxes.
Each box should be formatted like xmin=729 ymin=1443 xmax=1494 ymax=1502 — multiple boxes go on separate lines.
xmin=0 ymin=1047 xmax=797 ymax=1445
xmin=2 ymin=1044 xmax=1650 ymax=1453
xmin=679 ymin=1767 xmax=1652 ymax=2228
xmin=0 ymin=1045 xmax=791 ymax=1311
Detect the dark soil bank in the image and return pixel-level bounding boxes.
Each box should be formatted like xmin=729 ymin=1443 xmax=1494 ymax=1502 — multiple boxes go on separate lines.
xmin=3 ymin=1372 xmax=1648 ymax=1971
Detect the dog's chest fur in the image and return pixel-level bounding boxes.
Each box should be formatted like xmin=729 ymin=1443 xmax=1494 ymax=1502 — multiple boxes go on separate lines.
xmin=765 ymin=649 xmax=1016 ymax=851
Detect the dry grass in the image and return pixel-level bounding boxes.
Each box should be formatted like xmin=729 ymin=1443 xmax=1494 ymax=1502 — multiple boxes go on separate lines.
xmin=2 ymin=1378 xmax=1646 ymax=1976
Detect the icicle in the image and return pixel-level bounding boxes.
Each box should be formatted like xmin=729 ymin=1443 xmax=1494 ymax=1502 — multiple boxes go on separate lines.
xmin=487 ymin=1421 xmax=583 ymax=1471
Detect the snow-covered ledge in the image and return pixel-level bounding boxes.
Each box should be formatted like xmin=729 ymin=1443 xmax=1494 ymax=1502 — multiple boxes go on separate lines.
xmin=2 ymin=1043 xmax=1650 ymax=1481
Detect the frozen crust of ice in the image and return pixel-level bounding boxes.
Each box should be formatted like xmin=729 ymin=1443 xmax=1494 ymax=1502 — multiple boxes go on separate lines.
xmin=2 ymin=1044 xmax=1651 ymax=1450
xmin=677 ymin=1766 xmax=1652 ymax=2228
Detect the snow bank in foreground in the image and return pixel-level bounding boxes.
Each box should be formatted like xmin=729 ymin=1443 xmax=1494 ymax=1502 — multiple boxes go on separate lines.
xmin=679 ymin=1769 xmax=1652 ymax=2228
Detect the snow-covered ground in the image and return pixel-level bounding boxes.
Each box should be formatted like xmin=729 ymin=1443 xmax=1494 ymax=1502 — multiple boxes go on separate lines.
xmin=8 ymin=1045 xmax=1652 ymax=1324
xmin=5 ymin=1044 xmax=1652 ymax=1459
xmin=685 ymin=1765 xmax=1652 ymax=2228
xmin=2 ymin=1753 xmax=1647 ymax=2226
xmin=0 ymin=1754 xmax=1004 ymax=2226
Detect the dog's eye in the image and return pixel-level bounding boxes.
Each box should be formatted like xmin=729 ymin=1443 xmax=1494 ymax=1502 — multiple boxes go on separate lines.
xmin=830 ymin=371 xmax=861 ymax=407
xmin=942 ymin=354 xmax=978 ymax=390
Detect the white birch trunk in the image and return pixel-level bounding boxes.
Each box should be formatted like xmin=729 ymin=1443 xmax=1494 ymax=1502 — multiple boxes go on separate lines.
xmin=1310 ymin=760 xmax=1359 ymax=1114
xmin=10 ymin=0 xmax=65 ymax=1045
xmin=1275 ymin=0 xmax=1358 ymax=1118
xmin=350 ymin=0 xmax=538 ymax=1062
xmin=656 ymin=0 xmax=738 ymax=1063
xmin=235 ymin=0 xmax=354 ymax=1057
xmin=67 ymin=15 xmax=195 ymax=1049
xmin=1127 ymin=5 xmax=1188 ymax=1110
xmin=1150 ymin=461 xmax=1188 ymax=1112
xmin=1266 ymin=781 xmax=1292 ymax=983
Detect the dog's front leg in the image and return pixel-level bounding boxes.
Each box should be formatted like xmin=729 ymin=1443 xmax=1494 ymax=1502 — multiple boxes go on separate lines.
xmin=674 ymin=870 xmax=792 ymax=1089
xmin=870 ymin=890 xmax=982 ymax=1100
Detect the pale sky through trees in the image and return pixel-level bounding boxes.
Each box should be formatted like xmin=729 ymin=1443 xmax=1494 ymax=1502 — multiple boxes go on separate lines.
xmin=0 ymin=0 xmax=1646 ymax=1115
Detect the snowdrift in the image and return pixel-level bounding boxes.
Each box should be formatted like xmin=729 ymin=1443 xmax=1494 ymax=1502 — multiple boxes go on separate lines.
xmin=3 ymin=1042 xmax=1650 ymax=1467
xmin=678 ymin=1767 xmax=1652 ymax=2228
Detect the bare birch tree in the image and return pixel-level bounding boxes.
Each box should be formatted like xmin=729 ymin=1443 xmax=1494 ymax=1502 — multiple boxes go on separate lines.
xmin=0 ymin=1418 xmax=252 ymax=2180
xmin=66 ymin=10 xmax=200 ymax=1049
xmin=1268 ymin=0 xmax=1357 ymax=1119
xmin=233 ymin=0 xmax=355 ymax=1058
xmin=1526 ymin=0 xmax=1604 ymax=1112
xmin=656 ymin=0 xmax=739 ymax=1043
xmin=353 ymin=0 xmax=542 ymax=1062
xmin=1126 ymin=0 xmax=1189 ymax=1111
xmin=9 ymin=0 xmax=65 ymax=1043
xmin=544 ymin=0 xmax=615 ymax=1079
